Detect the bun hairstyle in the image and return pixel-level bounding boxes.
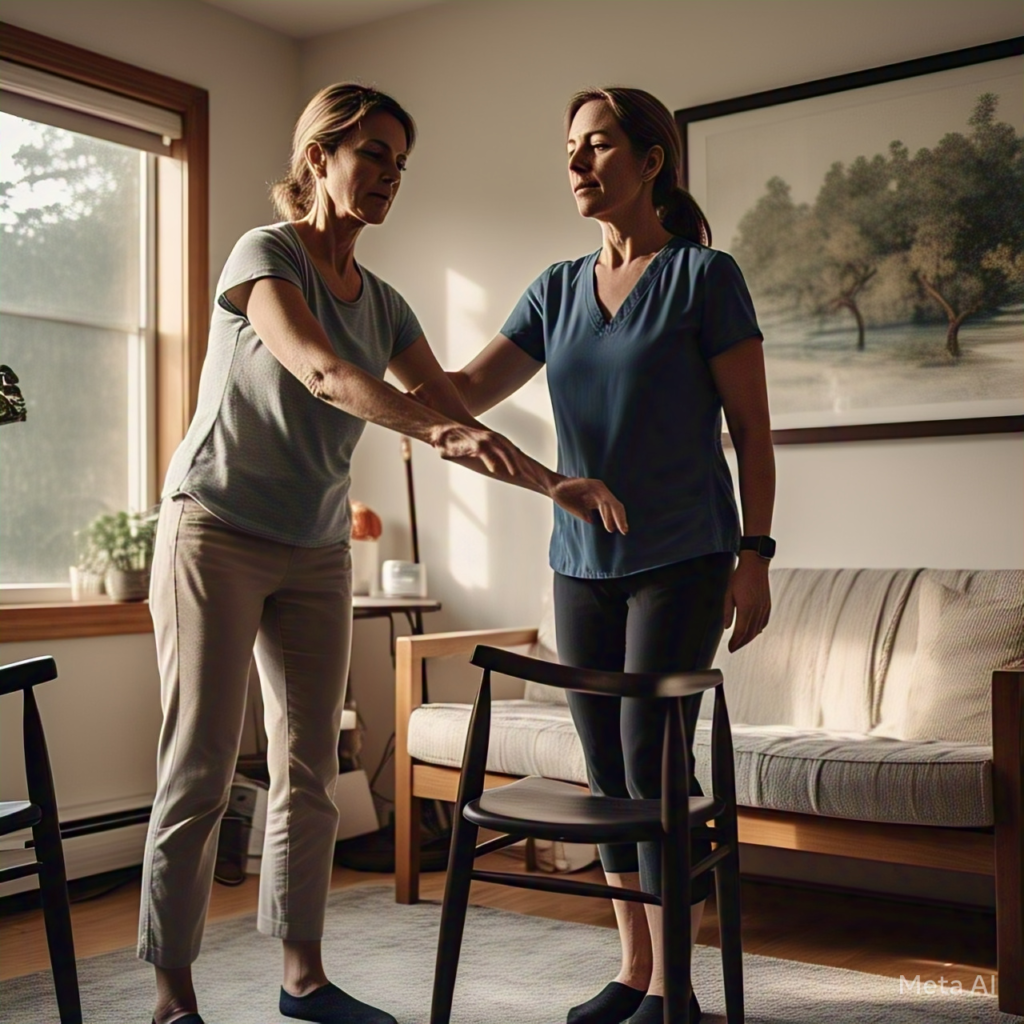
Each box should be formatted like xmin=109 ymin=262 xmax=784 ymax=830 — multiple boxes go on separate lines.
xmin=565 ymin=87 xmax=711 ymax=245
xmin=271 ymin=83 xmax=417 ymax=221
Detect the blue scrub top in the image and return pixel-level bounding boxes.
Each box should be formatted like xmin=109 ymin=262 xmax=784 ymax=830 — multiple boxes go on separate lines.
xmin=500 ymin=237 xmax=762 ymax=579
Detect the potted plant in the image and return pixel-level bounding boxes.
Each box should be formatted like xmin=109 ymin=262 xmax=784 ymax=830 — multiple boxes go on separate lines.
xmin=85 ymin=509 xmax=158 ymax=602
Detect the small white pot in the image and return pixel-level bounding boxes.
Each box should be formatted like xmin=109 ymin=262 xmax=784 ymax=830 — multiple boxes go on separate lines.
xmin=350 ymin=539 xmax=379 ymax=596
xmin=69 ymin=566 xmax=105 ymax=601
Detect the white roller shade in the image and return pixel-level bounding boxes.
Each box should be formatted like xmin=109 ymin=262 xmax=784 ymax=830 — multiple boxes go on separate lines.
xmin=0 ymin=59 xmax=181 ymax=153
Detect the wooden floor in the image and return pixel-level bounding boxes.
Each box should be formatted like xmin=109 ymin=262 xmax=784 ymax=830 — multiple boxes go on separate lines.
xmin=0 ymin=851 xmax=997 ymax=992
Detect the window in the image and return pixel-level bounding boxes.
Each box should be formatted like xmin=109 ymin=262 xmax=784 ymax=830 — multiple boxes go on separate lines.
xmin=0 ymin=21 xmax=208 ymax=638
xmin=0 ymin=114 xmax=155 ymax=590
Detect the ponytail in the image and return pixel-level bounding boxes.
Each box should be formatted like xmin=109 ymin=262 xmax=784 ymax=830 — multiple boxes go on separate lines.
xmin=656 ymin=185 xmax=712 ymax=246
xmin=270 ymin=171 xmax=316 ymax=221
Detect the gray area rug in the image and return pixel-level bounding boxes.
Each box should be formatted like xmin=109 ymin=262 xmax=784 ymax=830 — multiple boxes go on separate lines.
xmin=2 ymin=884 xmax=1018 ymax=1023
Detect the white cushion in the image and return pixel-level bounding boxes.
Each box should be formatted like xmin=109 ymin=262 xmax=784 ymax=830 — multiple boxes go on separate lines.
xmin=407 ymin=700 xmax=993 ymax=827
xmin=408 ymin=701 xmax=585 ymax=782
xmin=693 ymin=722 xmax=992 ymax=828
xmin=898 ymin=574 xmax=1024 ymax=744
xmin=710 ymin=568 xmax=918 ymax=732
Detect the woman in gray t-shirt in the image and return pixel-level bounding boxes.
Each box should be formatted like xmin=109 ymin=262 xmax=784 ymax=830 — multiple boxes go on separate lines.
xmin=140 ymin=84 xmax=625 ymax=1024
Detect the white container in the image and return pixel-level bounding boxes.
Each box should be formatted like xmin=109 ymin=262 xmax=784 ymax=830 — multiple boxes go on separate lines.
xmin=350 ymin=539 xmax=379 ymax=596
xmin=381 ymin=559 xmax=427 ymax=598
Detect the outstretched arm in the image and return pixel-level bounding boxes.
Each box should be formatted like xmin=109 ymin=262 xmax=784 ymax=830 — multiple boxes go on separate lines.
xmin=226 ymin=277 xmax=522 ymax=475
xmin=710 ymin=336 xmax=775 ymax=652
xmin=445 ymin=334 xmax=544 ymax=416
xmin=391 ymin=336 xmax=628 ymax=534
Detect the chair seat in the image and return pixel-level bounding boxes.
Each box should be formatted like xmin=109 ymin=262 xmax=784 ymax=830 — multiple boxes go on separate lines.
xmin=464 ymin=775 xmax=718 ymax=844
xmin=0 ymin=800 xmax=41 ymax=835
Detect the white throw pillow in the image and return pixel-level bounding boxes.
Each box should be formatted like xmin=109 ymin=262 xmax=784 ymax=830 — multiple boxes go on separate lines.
xmin=900 ymin=576 xmax=1024 ymax=745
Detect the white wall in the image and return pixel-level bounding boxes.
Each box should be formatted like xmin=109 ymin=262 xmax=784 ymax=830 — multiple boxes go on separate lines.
xmin=301 ymin=0 xmax=1024 ymax=800
xmin=0 ymin=1 xmax=300 ymax=836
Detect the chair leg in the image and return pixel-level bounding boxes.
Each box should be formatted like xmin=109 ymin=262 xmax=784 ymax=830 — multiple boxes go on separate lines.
xmin=430 ymin=813 xmax=479 ymax=1024
xmin=24 ymin=689 xmax=81 ymax=1024
xmin=31 ymin=814 xmax=81 ymax=1024
xmin=715 ymin=846 xmax=744 ymax=1024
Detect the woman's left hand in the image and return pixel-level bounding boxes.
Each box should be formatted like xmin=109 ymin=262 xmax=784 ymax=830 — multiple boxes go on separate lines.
xmin=723 ymin=552 xmax=771 ymax=652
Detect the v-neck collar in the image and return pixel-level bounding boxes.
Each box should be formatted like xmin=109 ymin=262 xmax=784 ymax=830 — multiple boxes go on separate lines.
xmin=585 ymin=237 xmax=682 ymax=333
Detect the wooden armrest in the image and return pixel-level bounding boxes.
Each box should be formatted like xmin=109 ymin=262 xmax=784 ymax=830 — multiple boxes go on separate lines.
xmin=395 ymin=626 xmax=538 ymax=755
xmin=397 ymin=626 xmax=539 ymax=662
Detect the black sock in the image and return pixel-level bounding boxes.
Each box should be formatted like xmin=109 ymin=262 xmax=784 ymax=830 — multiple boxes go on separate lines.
xmin=567 ymin=981 xmax=646 ymax=1024
xmin=279 ymin=983 xmax=397 ymax=1024
xmin=624 ymin=992 xmax=701 ymax=1023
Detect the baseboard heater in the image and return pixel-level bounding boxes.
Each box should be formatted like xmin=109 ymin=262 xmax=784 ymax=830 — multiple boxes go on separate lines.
xmin=0 ymin=807 xmax=152 ymax=898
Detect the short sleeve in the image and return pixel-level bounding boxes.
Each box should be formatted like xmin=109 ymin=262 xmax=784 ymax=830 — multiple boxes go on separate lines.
xmin=388 ymin=288 xmax=424 ymax=359
xmin=216 ymin=226 xmax=304 ymax=314
xmin=698 ymin=251 xmax=763 ymax=361
xmin=499 ymin=270 xmax=549 ymax=364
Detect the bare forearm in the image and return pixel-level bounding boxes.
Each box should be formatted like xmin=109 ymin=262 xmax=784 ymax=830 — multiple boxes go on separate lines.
xmin=410 ymin=374 xmax=563 ymax=496
xmin=446 ymin=453 xmax=562 ymax=498
xmin=310 ymin=360 xmax=454 ymax=445
xmin=732 ymin=426 xmax=775 ymax=536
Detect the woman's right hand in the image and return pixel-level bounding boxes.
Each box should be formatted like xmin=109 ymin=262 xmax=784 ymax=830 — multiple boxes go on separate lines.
xmin=551 ymin=477 xmax=629 ymax=534
xmin=430 ymin=422 xmax=528 ymax=477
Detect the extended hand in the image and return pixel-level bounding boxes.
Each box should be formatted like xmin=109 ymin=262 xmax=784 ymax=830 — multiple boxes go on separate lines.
xmin=723 ymin=552 xmax=771 ymax=652
xmin=551 ymin=477 xmax=629 ymax=534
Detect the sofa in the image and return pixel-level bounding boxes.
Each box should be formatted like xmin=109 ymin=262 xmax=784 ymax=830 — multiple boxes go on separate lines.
xmin=394 ymin=568 xmax=1024 ymax=1015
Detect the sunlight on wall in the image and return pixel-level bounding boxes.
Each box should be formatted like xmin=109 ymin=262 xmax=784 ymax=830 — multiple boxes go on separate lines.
xmin=445 ymin=268 xmax=491 ymax=589
xmin=445 ymin=268 xmax=489 ymax=366
xmin=447 ymin=463 xmax=489 ymax=590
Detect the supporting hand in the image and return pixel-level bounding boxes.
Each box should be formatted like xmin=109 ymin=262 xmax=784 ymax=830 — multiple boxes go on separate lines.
xmin=550 ymin=477 xmax=629 ymax=534
xmin=429 ymin=422 xmax=525 ymax=477
xmin=723 ymin=552 xmax=771 ymax=652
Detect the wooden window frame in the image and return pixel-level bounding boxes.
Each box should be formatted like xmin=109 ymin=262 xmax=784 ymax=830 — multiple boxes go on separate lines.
xmin=0 ymin=22 xmax=208 ymax=642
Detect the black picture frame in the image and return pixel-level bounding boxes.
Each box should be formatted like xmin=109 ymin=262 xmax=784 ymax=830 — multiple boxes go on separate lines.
xmin=677 ymin=37 xmax=1024 ymax=445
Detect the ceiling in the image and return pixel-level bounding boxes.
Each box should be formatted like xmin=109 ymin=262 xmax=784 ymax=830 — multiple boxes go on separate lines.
xmin=202 ymin=0 xmax=442 ymax=40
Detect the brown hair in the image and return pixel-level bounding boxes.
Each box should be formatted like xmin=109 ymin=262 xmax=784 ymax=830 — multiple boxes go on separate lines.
xmin=565 ymin=87 xmax=711 ymax=245
xmin=270 ymin=83 xmax=417 ymax=220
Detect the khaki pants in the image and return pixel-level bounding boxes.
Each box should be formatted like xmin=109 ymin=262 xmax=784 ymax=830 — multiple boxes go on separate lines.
xmin=138 ymin=497 xmax=352 ymax=967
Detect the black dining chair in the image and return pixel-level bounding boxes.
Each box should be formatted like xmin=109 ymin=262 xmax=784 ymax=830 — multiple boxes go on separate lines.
xmin=430 ymin=644 xmax=744 ymax=1024
xmin=0 ymin=656 xmax=82 ymax=1023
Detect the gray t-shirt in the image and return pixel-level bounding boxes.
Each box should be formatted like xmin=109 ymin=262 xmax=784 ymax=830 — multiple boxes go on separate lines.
xmin=163 ymin=222 xmax=422 ymax=546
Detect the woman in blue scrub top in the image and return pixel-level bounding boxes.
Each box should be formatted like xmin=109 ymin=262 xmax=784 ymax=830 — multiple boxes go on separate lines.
xmin=437 ymin=88 xmax=775 ymax=1024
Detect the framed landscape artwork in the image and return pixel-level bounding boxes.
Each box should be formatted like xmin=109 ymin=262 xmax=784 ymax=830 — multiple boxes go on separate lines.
xmin=677 ymin=38 xmax=1024 ymax=443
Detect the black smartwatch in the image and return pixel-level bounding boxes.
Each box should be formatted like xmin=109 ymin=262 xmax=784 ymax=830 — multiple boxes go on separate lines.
xmin=739 ymin=535 xmax=776 ymax=560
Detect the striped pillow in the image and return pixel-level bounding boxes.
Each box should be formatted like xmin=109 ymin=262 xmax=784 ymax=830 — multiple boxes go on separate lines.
xmin=901 ymin=575 xmax=1024 ymax=744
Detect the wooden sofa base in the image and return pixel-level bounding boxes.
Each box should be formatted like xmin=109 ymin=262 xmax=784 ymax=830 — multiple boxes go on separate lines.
xmin=395 ymin=630 xmax=1023 ymax=1015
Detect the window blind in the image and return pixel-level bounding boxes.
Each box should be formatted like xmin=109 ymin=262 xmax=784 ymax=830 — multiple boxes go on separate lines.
xmin=0 ymin=59 xmax=181 ymax=155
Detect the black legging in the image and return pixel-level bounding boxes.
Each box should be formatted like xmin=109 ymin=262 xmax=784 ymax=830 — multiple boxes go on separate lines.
xmin=554 ymin=552 xmax=733 ymax=903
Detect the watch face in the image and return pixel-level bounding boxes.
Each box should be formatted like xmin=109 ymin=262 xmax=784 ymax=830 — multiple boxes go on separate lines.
xmin=741 ymin=535 xmax=776 ymax=558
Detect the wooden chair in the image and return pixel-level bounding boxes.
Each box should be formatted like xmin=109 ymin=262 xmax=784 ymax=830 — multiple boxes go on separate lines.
xmin=429 ymin=645 xmax=744 ymax=1024
xmin=0 ymin=656 xmax=82 ymax=1023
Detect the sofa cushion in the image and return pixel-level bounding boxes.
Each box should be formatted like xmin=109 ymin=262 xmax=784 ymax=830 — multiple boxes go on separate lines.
xmin=407 ymin=700 xmax=993 ymax=828
xmin=899 ymin=575 xmax=1024 ymax=744
xmin=875 ymin=569 xmax=1024 ymax=744
xmin=408 ymin=701 xmax=585 ymax=782
xmin=694 ymin=722 xmax=993 ymax=827
xmin=709 ymin=568 xmax=918 ymax=732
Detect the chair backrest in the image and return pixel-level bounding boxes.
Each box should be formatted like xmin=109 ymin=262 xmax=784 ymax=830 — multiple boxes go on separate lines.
xmin=0 ymin=656 xmax=57 ymax=696
xmin=471 ymin=645 xmax=722 ymax=700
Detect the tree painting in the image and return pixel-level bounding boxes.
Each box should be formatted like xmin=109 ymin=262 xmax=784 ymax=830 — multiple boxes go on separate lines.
xmin=733 ymin=94 xmax=1024 ymax=360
